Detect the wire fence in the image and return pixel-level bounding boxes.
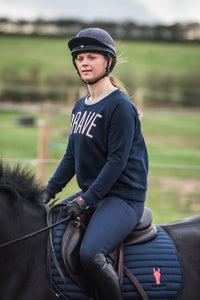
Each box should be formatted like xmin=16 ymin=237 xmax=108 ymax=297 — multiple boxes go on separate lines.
xmin=1 ymin=158 xmax=200 ymax=221
xmin=0 ymin=101 xmax=199 ymax=223
xmin=2 ymin=157 xmax=200 ymax=170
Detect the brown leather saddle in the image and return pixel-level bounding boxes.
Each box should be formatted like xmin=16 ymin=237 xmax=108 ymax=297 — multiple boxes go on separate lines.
xmin=62 ymin=207 xmax=157 ymax=299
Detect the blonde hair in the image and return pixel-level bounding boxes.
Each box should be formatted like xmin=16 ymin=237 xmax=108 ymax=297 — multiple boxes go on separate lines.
xmin=109 ymin=55 xmax=142 ymax=119
xmin=109 ymin=75 xmax=129 ymax=96
xmin=108 ymin=56 xmax=129 ymax=96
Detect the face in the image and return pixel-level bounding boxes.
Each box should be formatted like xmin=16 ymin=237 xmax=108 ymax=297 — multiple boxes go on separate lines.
xmin=76 ymin=52 xmax=108 ymax=83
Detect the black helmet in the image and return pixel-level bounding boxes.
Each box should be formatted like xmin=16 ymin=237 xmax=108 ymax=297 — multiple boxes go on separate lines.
xmin=68 ymin=28 xmax=116 ymax=85
xmin=68 ymin=28 xmax=116 ymax=58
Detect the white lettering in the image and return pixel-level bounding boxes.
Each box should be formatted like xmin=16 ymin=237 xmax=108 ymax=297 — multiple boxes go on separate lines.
xmin=81 ymin=112 xmax=96 ymax=134
xmin=86 ymin=114 xmax=102 ymax=138
xmin=70 ymin=111 xmax=102 ymax=138
xmin=70 ymin=114 xmax=75 ymax=134
xmin=76 ymin=111 xmax=87 ymax=134
xmin=72 ymin=112 xmax=81 ymax=134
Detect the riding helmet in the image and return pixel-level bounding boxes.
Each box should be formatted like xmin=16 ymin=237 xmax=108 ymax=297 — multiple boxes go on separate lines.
xmin=68 ymin=27 xmax=116 ymax=58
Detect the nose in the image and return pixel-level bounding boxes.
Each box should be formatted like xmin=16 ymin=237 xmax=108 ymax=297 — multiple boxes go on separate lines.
xmin=81 ymin=58 xmax=89 ymax=66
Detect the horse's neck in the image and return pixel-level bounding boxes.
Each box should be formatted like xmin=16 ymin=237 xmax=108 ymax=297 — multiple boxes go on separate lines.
xmin=0 ymin=200 xmax=51 ymax=299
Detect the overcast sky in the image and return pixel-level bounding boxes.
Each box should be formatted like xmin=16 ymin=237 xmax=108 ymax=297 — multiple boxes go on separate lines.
xmin=1 ymin=0 xmax=200 ymax=25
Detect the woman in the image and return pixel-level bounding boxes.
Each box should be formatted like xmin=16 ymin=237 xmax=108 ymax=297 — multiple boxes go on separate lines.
xmin=42 ymin=28 xmax=148 ymax=300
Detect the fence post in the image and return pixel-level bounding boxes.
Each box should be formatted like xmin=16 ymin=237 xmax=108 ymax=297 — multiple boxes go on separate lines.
xmin=135 ymin=88 xmax=144 ymax=113
xmin=37 ymin=103 xmax=51 ymax=185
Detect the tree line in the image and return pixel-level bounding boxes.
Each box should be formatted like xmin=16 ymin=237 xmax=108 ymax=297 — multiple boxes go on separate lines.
xmin=0 ymin=18 xmax=200 ymax=41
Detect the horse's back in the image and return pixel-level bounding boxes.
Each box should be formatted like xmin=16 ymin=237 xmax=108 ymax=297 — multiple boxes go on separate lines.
xmin=162 ymin=215 xmax=200 ymax=300
xmin=162 ymin=214 xmax=200 ymax=229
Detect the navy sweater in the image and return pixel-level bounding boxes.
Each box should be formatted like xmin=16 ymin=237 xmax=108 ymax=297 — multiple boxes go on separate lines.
xmin=46 ymin=89 xmax=148 ymax=206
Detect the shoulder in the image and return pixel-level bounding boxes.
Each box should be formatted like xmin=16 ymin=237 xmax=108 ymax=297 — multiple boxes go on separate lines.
xmin=72 ymin=96 xmax=86 ymax=113
xmin=110 ymin=89 xmax=138 ymax=117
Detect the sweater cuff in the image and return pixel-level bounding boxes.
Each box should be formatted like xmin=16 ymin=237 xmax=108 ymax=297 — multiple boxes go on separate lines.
xmin=81 ymin=188 xmax=99 ymax=207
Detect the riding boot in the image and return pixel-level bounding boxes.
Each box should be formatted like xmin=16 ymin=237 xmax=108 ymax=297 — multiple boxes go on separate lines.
xmin=87 ymin=253 xmax=123 ymax=300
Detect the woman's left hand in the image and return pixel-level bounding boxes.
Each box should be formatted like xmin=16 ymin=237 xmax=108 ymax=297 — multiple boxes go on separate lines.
xmin=67 ymin=196 xmax=88 ymax=219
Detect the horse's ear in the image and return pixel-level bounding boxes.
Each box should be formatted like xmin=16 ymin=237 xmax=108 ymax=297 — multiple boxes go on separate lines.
xmin=0 ymin=184 xmax=20 ymax=200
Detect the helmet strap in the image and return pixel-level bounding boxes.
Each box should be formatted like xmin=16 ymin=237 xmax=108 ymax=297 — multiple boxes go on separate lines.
xmin=73 ymin=53 xmax=111 ymax=85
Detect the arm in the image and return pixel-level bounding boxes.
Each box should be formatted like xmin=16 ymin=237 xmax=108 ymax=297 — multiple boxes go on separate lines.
xmin=82 ymin=102 xmax=136 ymax=205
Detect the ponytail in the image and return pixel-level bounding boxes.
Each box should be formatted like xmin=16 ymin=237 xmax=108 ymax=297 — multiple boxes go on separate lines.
xmin=109 ymin=75 xmax=129 ymax=96
xmin=109 ymin=57 xmax=142 ymax=119
xmin=109 ymin=75 xmax=142 ymax=119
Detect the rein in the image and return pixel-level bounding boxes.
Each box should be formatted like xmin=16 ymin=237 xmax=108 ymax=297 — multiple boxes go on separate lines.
xmin=0 ymin=203 xmax=71 ymax=249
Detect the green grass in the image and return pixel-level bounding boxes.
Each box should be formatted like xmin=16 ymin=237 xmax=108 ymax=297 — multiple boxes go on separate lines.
xmin=142 ymin=109 xmax=200 ymax=177
xmin=0 ymin=35 xmax=200 ymax=223
xmin=0 ymin=36 xmax=200 ymax=85
xmin=0 ymin=107 xmax=199 ymax=224
xmin=0 ymin=36 xmax=72 ymax=78
xmin=142 ymin=109 xmax=200 ymax=138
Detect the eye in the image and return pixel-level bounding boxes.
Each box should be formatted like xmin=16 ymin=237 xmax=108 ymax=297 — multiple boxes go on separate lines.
xmin=88 ymin=54 xmax=97 ymax=60
xmin=76 ymin=56 xmax=83 ymax=61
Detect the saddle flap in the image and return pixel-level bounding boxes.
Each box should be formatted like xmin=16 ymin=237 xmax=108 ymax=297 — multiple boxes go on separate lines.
xmin=62 ymin=220 xmax=83 ymax=275
xmin=61 ymin=209 xmax=93 ymax=296
xmin=62 ymin=208 xmax=92 ymax=275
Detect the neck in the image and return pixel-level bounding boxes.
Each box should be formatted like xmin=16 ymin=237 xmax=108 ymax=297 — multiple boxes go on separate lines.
xmin=87 ymin=77 xmax=114 ymax=101
xmin=0 ymin=200 xmax=52 ymax=299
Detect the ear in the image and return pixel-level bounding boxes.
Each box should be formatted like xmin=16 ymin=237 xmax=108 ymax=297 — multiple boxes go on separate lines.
xmin=0 ymin=184 xmax=19 ymax=200
xmin=109 ymin=56 xmax=113 ymax=68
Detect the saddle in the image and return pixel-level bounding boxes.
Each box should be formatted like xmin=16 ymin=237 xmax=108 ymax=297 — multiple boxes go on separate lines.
xmin=61 ymin=207 xmax=157 ymax=298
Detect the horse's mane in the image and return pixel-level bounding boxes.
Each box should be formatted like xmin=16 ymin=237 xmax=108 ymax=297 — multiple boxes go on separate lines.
xmin=0 ymin=161 xmax=42 ymax=203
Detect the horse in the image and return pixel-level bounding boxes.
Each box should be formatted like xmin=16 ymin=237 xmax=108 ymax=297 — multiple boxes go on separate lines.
xmin=0 ymin=161 xmax=200 ymax=300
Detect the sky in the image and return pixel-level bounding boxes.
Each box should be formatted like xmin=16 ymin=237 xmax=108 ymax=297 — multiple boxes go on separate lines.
xmin=0 ymin=0 xmax=200 ymax=25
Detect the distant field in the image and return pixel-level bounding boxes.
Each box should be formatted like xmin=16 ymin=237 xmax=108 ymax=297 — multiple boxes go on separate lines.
xmin=0 ymin=35 xmax=200 ymax=223
xmin=0 ymin=107 xmax=199 ymax=224
xmin=0 ymin=35 xmax=200 ymax=86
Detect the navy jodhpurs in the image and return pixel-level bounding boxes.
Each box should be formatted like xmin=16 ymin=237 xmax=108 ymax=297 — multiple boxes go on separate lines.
xmin=65 ymin=192 xmax=144 ymax=269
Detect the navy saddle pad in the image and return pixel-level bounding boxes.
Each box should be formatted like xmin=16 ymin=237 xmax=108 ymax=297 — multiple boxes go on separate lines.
xmin=49 ymin=202 xmax=183 ymax=300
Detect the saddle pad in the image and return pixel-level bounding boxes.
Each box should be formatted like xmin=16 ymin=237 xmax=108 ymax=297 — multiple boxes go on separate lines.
xmin=49 ymin=202 xmax=183 ymax=300
xmin=122 ymin=227 xmax=183 ymax=300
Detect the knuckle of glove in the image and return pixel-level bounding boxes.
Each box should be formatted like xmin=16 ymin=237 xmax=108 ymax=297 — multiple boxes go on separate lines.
xmin=67 ymin=196 xmax=86 ymax=218
xmin=41 ymin=190 xmax=51 ymax=204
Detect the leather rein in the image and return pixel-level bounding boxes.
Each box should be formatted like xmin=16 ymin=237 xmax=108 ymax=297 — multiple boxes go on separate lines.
xmin=0 ymin=201 xmax=150 ymax=300
xmin=0 ymin=203 xmax=70 ymax=249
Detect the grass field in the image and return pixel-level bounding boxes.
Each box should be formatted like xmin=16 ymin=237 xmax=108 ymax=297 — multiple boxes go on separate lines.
xmin=0 ymin=107 xmax=199 ymax=224
xmin=0 ymin=35 xmax=200 ymax=224
xmin=0 ymin=35 xmax=200 ymax=87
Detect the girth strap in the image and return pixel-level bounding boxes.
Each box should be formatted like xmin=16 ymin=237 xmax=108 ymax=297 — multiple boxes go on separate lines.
xmin=123 ymin=265 xmax=149 ymax=300
xmin=108 ymin=243 xmax=149 ymax=300
xmin=118 ymin=243 xmax=124 ymax=285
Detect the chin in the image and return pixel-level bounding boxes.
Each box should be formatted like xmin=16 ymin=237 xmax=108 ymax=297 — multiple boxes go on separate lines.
xmin=82 ymin=77 xmax=95 ymax=84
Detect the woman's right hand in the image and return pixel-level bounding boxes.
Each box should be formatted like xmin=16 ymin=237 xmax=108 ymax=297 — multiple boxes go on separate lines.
xmin=40 ymin=189 xmax=52 ymax=204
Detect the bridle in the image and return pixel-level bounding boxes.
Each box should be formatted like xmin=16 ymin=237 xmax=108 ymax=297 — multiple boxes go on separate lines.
xmin=0 ymin=202 xmax=71 ymax=249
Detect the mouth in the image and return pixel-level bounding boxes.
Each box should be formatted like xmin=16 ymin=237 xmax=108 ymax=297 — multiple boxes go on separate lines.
xmin=82 ymin=70 xmax=92 ymax=74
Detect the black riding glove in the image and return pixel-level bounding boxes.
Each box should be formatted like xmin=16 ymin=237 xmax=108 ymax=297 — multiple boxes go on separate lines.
xmin=67 ymin=196 xmax=88 ymax=219
xmin=40 ymin=189 xmax=52 ymax=204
